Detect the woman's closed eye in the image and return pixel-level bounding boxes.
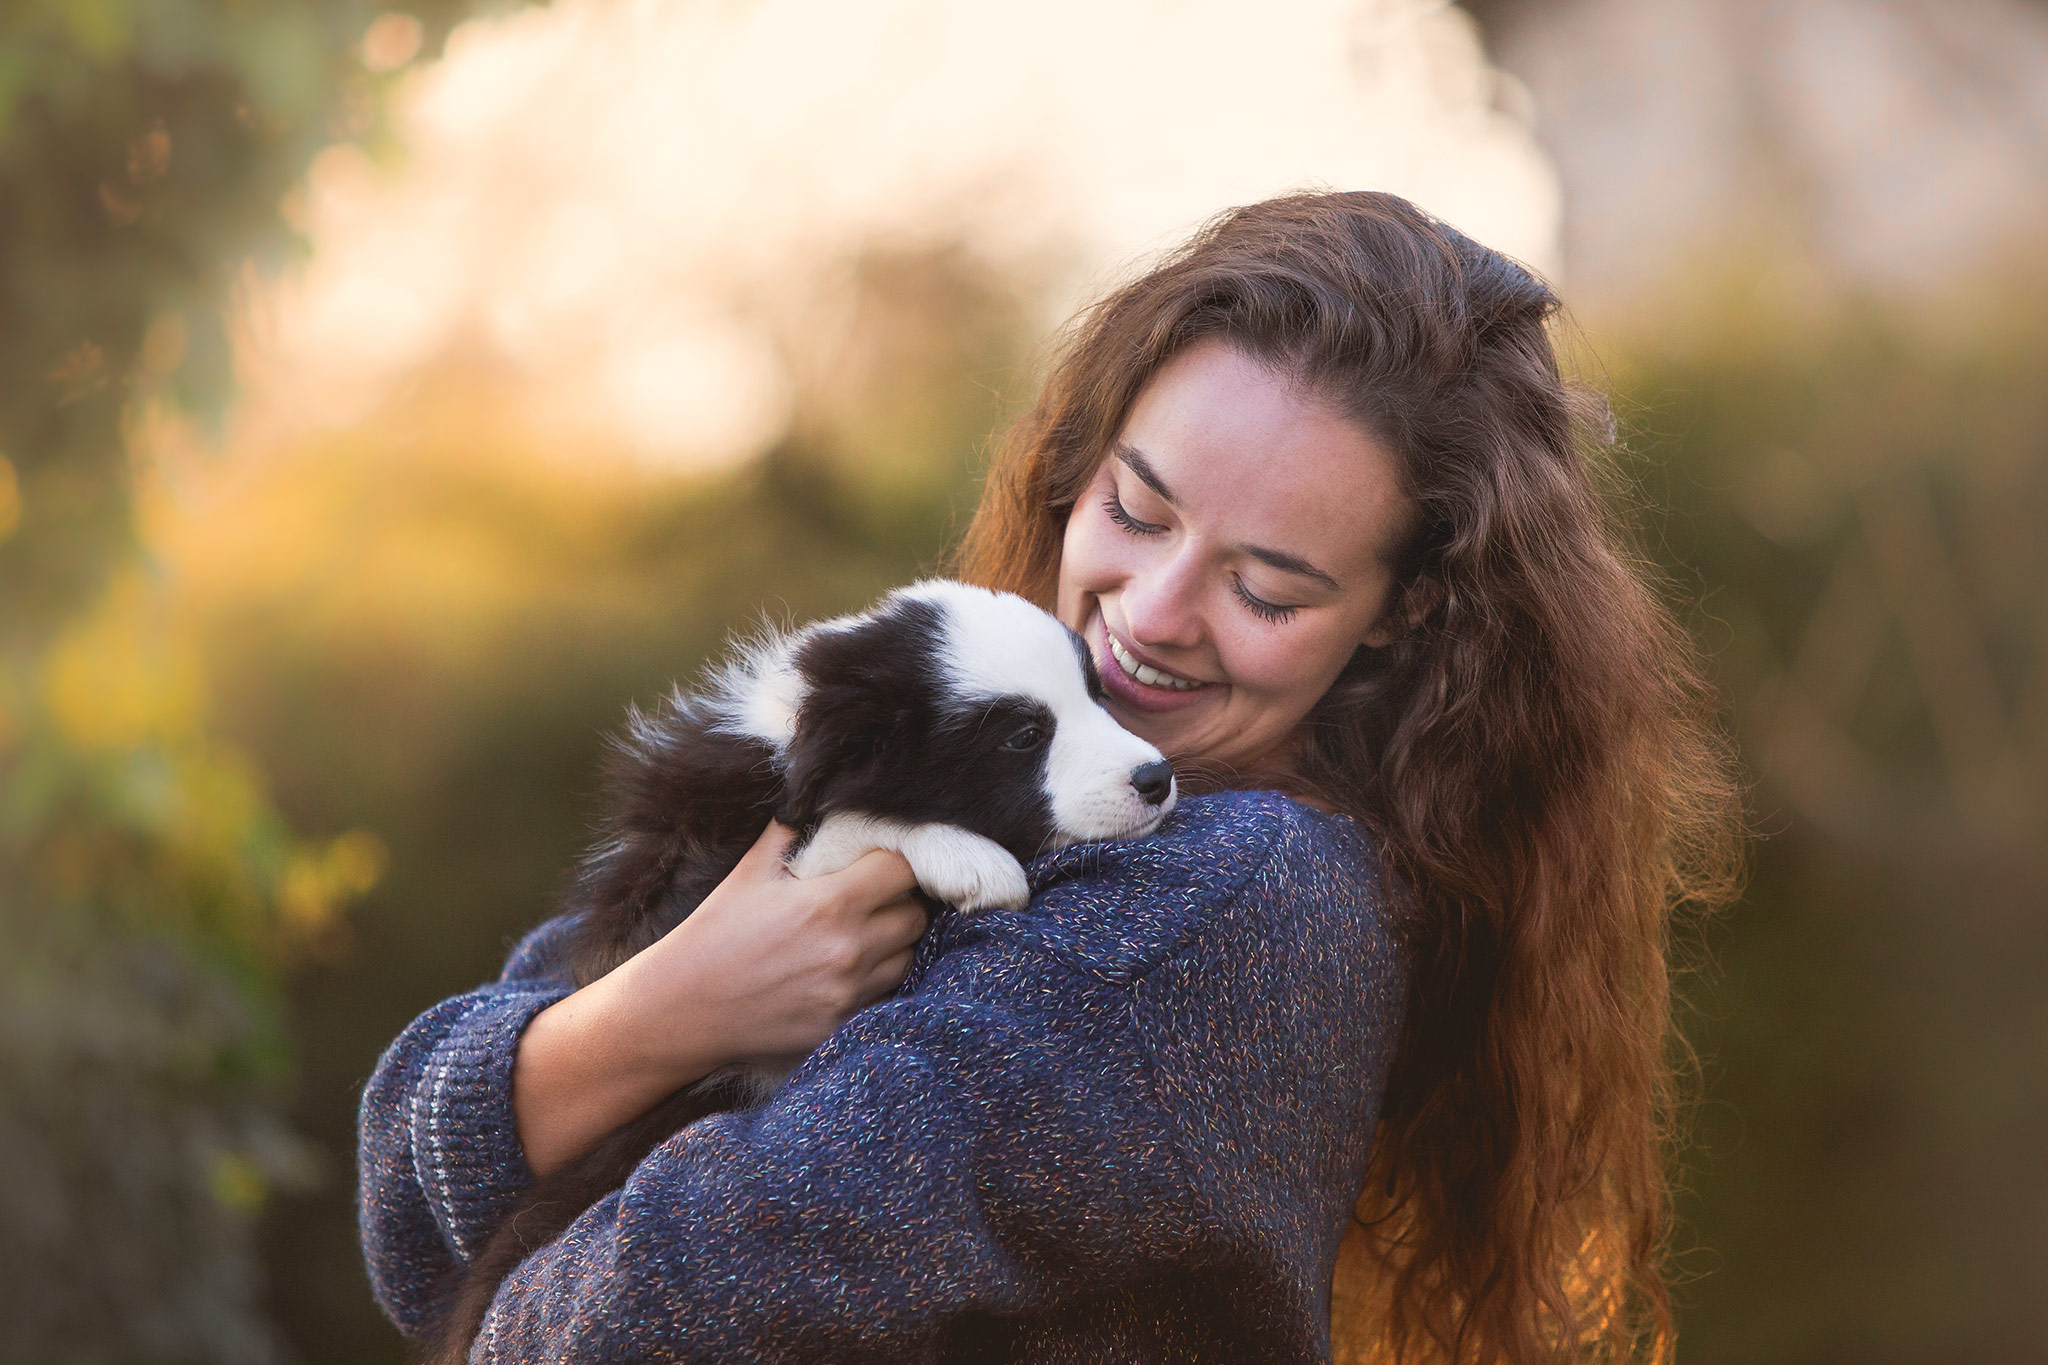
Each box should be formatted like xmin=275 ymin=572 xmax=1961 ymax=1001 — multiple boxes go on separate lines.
xmin=1102 ymin=489 xmax=1166 ymax=536
xmin=1230 ymin=575 xmax=1298 ymax=624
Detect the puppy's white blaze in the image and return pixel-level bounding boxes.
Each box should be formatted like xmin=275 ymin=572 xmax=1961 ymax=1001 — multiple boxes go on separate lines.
xmin=789 ymin=811 xmax=1031 ymax=913
xmin=911 ymin=580 xmax=1090 ymax=710
xmin=904 ymin=579 xmax=1174 ymax=845
xmin=709 ymin=630 xmax=807 ymax=752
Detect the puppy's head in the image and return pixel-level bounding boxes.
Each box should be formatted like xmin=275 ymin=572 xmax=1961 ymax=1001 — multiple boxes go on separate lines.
xmin=749 ymin=581 xmax=1174 ymax=860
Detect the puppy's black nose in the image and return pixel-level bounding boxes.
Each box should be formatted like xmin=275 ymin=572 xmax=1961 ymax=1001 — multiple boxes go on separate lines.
xmin=1130 ymin=760 xmax=1174 ymax=806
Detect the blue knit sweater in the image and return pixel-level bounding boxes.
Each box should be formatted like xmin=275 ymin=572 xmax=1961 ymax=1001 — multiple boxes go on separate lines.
xmin=357 ymin=791 xmax=1408 ymax=1362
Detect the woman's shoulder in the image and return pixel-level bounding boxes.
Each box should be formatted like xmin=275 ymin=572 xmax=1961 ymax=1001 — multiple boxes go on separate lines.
xmin=933 ymin=789 xmax=1390 ymax=987
xmin=1047 ymin=786 xmax=1380 ymax=911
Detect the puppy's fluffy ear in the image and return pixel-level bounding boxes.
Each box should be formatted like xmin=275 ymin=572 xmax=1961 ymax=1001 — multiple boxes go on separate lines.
xmin=776 ymin=613 xmax=927 ymax=828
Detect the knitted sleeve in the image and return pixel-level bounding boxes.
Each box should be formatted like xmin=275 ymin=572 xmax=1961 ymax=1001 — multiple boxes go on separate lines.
xmin=458 ymin=795 xmax=1404 ymax=1362
xmin=356 ymin=915 xmax=579 ymax=1334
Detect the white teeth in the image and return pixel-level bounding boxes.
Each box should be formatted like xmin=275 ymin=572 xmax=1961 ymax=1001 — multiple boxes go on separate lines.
xmin=1107 ymin=633 xmax=1203 ymax=691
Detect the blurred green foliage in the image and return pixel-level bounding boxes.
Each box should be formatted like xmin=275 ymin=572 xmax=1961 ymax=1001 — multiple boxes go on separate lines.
xmin=1616 ymin=303 xmax=2048 ymax=1361
xmin=0 ymin=3 xmax=502 ymax=1359
xmin=0 ymin=0 xmax=484 ymax=643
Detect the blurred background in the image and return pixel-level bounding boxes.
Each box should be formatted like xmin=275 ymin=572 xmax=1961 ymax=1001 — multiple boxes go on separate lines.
xmin=2 ymin=0 xmax=2042 ymax=1360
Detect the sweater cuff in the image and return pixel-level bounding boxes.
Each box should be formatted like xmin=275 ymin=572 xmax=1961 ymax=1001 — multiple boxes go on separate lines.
xmin=410 ymin=983 xmax=573 ymax=1261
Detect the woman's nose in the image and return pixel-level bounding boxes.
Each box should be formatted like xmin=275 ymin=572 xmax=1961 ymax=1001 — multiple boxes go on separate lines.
xmin=1119 ymin=551 xmax=1204 ymax=649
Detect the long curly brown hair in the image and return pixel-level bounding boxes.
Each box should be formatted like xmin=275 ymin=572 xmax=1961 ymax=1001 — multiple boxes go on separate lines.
xmin=954 ymin=191 xmax=1743 ymax=1364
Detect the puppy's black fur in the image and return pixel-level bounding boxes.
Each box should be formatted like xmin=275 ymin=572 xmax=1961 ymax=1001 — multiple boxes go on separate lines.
xmin=415 ymin=590 xmax=1136 ymax=1365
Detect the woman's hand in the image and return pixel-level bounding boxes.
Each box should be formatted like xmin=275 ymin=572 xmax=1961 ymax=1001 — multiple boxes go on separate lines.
xmin=512 ymin=822 xmax=926 ymax=1179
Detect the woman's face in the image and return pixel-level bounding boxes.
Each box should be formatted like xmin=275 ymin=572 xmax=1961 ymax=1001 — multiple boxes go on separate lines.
xmin=1056 ymin=339 xmax=1410 ymax=777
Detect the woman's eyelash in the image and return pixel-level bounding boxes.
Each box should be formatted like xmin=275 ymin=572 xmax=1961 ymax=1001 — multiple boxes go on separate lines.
xmin=1101 ymin=490 xmax=1165 ymax=536
xmin=1231 ymin=576 xmax=1298 ymax=624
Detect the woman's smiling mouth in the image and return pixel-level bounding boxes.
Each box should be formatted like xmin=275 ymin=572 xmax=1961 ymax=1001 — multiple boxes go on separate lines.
xmin=1106 ymin=633 xmax=1203 ymax=691
xmin=1089 ymin=615 xmax=1216 ymax=717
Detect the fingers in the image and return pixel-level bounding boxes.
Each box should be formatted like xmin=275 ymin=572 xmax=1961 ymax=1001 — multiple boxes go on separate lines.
xmin=847 ymin=897 xmax=927 ymax=984
xmin=739 ymin=820 xmax=798 ymax=874
xmin=858 ymin=946 xmax=916 ymax=1005
xmin=867 ymin=897 xmax=929 ymax=956
xmin=822 ymin=844 xmax=919 ymax=907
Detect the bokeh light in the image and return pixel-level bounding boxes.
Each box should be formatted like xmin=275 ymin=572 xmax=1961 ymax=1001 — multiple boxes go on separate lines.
xmin=238 ymin=0 xmax=1556 ymax=470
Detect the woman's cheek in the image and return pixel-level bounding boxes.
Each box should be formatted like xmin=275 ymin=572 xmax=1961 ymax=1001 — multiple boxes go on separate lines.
xmin=1064 ymin=507 xmax=1123 ymax=588
xmin=1215 ymin=622 xmax=1290 ymax=688
xmin=1222 ymin=630 xmax=1339 ymax=711
xmin=1056 ymin=516 xmax=1110 ymax=620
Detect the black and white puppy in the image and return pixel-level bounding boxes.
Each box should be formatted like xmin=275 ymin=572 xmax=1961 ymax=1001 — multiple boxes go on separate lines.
xmin=420 ymin=579 xmax=1175 ymax=1365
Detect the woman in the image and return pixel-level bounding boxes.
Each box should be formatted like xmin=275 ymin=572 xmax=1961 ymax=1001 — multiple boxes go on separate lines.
xmin=359 ymin=191 xmax=1741 ymax=1363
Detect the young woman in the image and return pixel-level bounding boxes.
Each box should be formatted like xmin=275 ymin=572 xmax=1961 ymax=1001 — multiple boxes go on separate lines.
xmin=359 ymin=191 xmax=1741 ymax=1363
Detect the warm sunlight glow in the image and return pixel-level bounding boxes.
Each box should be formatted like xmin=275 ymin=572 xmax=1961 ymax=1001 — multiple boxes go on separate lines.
xmin=236 ymin=0 xmax=1559 ymax=471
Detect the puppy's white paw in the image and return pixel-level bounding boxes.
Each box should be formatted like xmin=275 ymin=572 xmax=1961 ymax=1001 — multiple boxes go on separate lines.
xmin=901 ymin=826 xmax=1030 ymax=913
xmin=789 ymin=814 xmax=1029 ymax=912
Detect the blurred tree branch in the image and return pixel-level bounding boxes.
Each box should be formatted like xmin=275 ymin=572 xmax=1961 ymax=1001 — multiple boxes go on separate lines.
xmin=0 ymin=0 xmax=499 ymax=645
xmin=0 ymin=4 xmax=517 ymax=1359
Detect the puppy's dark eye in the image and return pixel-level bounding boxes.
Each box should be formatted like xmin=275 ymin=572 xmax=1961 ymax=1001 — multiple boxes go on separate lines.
xmin=1000 ymin=725 xmax=1046 ymax=753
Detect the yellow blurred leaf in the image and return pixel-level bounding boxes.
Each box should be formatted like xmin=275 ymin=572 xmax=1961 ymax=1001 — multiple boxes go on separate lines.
xmin=278 ymin=829 xmax=388 ymax=934
xmin=40 ymin=572 xmax=207 ymax=751
xmin=209 ymin=1151 xmax=267 ymax=1213
xmin=327 ymin=828 xmax=390 ymax=896
xmin=170 ymin=744 xmax=267 ymax=864
xmin=0 ymin=450 xmax=18 ymax=544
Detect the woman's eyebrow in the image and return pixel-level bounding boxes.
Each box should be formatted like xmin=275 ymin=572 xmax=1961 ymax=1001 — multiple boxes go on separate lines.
xmin=1243 ymin=544 xmax=1341 ymax=591
xmin=1114 ymin=441 xmax=1342 ymax=591
xmin=1114 ymin=442 xmax=1175 ymax=501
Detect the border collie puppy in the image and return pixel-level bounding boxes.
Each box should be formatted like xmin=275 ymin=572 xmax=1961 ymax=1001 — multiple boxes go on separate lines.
xmin=420 ymin=579 xmax=1176 ymax=1365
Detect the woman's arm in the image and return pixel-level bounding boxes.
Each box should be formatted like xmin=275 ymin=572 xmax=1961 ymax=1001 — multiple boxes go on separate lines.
xmin=476 ymin=931 xmax=1201 ymax=1362
xmin=356 ymin=919 xmax=580 ymax=1336
xmin=512 ymin=824 xmax=927 ymax=1177
xmin=357 ymin=824 xmax=926 ymax=1332
xmin=470 ymin=795 xmax=1408 ymax=1363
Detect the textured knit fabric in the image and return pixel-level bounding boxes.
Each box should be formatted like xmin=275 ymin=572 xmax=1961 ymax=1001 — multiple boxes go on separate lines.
xmin=357 ymin=790 xmax=1409 ymax=1363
